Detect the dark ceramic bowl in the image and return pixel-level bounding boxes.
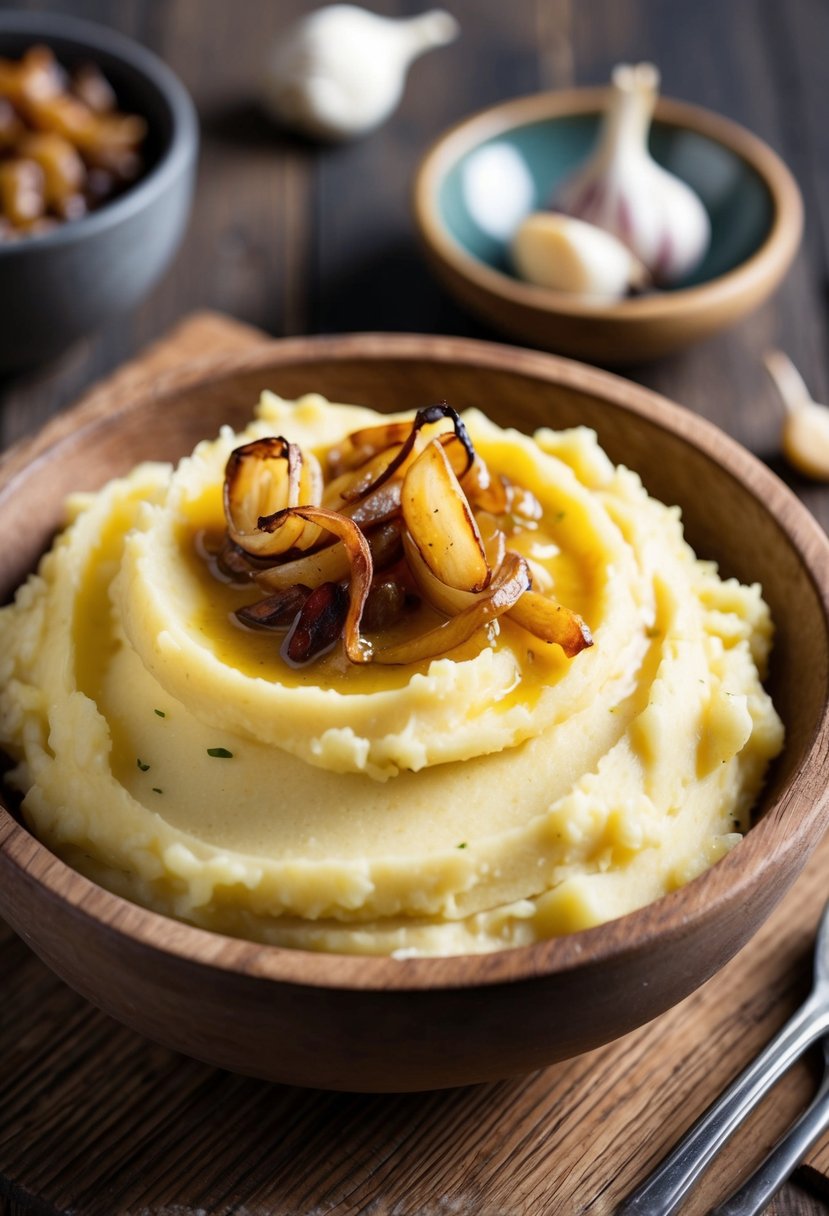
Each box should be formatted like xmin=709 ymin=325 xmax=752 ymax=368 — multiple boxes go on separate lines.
xmin=0 ymin=12 xmax=198 ymax=375
xmin=414 ymin=90 xmax=803 ymax=363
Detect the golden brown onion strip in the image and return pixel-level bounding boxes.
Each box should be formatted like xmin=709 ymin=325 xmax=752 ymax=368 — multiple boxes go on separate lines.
xmin=402 ymin=439 xmax=489 ymax=593
xmin=344 ymin=480 xmax=402 ymax=527
xmin=374 ymin=553 xmax=531 ymax=665
xmin=342 ymin=403 xmax=475 ymax=504
xmin=403 ymin=530 xmax=475 ymax=615
xmin=224 ymin=437 xmax=322 ymax=557
xmin=461 ymin=455 xmax=509 ymax=514
xmin=258 ymin=505 xmax=373 ymax=663
xmin=508 ymin=590 xmax=593 ymax=657
xmin=405 ymin=533 xmax=592 ymax=657
xmin=255 ymin=540 xmax=350 ymax=593
xmin=327 ymin=421 xmax=413 ymax=476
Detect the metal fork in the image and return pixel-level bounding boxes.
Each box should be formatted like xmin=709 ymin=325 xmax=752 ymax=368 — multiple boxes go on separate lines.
xmin=711 ymin=1035 xmax=829 ymax=1215
xmin=617 ymin=900 xmax=829 ymax=1216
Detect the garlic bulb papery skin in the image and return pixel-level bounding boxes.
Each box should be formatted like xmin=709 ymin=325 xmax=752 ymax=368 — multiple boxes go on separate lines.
xmin=553 ymin=62 xmax=711 ymax=285
xmin=262 ymin=5 xmax=460 ymax=141
xmin=765 ymin=350 xmax=829 ymax=482
xmin=512 ymin=211 xmax=649 ymax=300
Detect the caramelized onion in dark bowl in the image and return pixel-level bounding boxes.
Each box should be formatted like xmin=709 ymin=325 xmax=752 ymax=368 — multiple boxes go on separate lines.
xmin=0 ymin=12 xmax=197 ymax=374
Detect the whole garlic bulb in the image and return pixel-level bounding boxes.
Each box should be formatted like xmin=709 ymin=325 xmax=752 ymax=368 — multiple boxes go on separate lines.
xmin=262 ymin=5 xmax=460 ymax=141
xmin=512 ymin=212 xmax=648 ymax=300
xmin=553 ymin=63 xmax=710 ymax=285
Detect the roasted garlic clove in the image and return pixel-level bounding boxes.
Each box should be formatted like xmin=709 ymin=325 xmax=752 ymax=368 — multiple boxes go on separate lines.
xmin=512 ymin=211 xmax=649 ymax=299
xmin=765 ymin=350 xmax=829 ymax=482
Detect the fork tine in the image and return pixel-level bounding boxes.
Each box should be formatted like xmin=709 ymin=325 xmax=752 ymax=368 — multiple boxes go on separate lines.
xmin=812 ymin=899 xmax=829 ymax=987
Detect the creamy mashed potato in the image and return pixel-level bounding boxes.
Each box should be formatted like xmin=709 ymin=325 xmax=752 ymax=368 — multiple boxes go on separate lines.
xmin=0 ymin=394 xmax=784 ymax=955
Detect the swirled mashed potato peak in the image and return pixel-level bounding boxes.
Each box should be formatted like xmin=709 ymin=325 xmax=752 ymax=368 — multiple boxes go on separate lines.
xmin=0 ymin=393 xmax=784 ymax=955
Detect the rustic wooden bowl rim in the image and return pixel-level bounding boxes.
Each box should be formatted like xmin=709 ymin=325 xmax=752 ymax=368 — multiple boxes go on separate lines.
xmin=2 ymin=333 xmax=828 ymax=993
xmin=413 ymin=87 xmax=803 ymax=323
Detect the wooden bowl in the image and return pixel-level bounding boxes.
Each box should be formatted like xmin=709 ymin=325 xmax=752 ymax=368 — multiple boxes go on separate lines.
xmin=413 ymin=91 xmax=803 ymax=363
xmin=2 ymin=334 xmax=828 ymax=1092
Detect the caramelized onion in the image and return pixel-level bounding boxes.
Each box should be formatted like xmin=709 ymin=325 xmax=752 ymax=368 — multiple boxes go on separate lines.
xmin=406 ymin=533 xmax=591 ymax=657
xmin=218 ymin=410 xmax=592 ymax=669
xmin=258 ymin=505 xmax=373 ymax=663
xmin=255 ymin=539 xmax=351 ymax=593
xmin=374 ymin=553 xmax=530 ymax=665
xmin=403 ymin=530 xmax=475 ymax=615
xmin=363 ymin=577 xmax=408 ymax=632
xmin=461 ymin=455 xmax=508 ymax=514
xmin=236 ymin=584 xmax=310 ymax=629
xmin=284 ymin=581 xmax=349 ymax=665
xmin=367 ymin=520 xmax=404 ymax=569
xmin=256 ymin=519 xmax=402 ymax=594
xmin=402 ymin=439 xmax=489 ymax=593
xmin=216 ymin=538 xmax=258 ymax=582
xmin=224 ymin=437 xmax=322 ymax=557
xmin=341 ymin=403 xmax=475 ymax=504
xmin=508 ymin=590 xmax=593 ymax=657
xmin=344 ymin=479 xmax=402 ymax=527
xmin=327 ymin=421 xmax=413 ymax=476
xmin=332 ymin=443 xmax=407 ymax=505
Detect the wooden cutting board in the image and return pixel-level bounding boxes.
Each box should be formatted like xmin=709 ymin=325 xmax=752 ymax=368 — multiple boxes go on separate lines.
xmin=2 ymin=311 xmax=829 ymax=1216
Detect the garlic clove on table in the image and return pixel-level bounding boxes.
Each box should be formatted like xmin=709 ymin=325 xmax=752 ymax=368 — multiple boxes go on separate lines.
xmin=553 ymin=62 xmax=710 ymax=285
xmin=261 ymin=5 xmax=460 ymax=142
xmin=764 ymin=350 xmax=829 ymax=482
xmin=512 ymin=211 xmax=649 ymax=300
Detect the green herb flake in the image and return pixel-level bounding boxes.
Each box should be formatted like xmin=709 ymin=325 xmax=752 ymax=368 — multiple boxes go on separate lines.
xmin=456 ymin=842 xmax=468 ymax=849
xmin=556 ymin=510 xmax=566 ymax=521
xmin=152 ymin=787 xmax=163 ymax=795
xmin=645 ymin=627 xmax=661 ymax=639
xmin=207 ymin=747 xmax=234 ymax=759
xmin=136 ymin=758 xmax=150 ymax=772
xmin=154 ymin=708 xmax=166 ymax=718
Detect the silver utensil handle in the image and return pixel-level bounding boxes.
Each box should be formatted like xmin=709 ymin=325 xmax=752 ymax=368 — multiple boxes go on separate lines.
xmin=617 ymin=995 xmax=829 ymax=1216
xmin=711 ymin=1069 xmax=829 ymax=1216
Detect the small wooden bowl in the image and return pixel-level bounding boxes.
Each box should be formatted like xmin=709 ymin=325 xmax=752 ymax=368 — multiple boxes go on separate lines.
xmin=2 ymin=334 xmax=828 ymax=1092
xmin=413 ymin=91 xmax=803 ymax=363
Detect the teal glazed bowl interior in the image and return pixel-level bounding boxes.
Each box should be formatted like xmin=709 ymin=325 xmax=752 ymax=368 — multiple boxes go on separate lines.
xmin=414 ymin=89 xmax=803 ymax=362
xmin=442 ymin=114 xmax=772 ymax=290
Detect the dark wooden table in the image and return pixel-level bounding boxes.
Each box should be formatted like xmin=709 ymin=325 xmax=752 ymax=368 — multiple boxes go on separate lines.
xmin=1 ymin=1 xmax=828 ymax=1212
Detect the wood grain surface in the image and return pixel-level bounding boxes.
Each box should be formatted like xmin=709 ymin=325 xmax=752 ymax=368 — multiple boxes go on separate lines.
xmin=2 ymin=1 xmax=829 ymax=1213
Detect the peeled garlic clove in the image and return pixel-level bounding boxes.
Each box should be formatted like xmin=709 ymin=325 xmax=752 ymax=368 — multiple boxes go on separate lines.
xmin=512 ymin=211 xmax=648 ymax=299
xmin=782 ymin=406 xmax=829 ymax=481
xmin=765 ymin=350 xmax=829 ymax=481
xmin=262 ymin=5 xmax=459 ymax=141
xmin=553 ymin=62 xmax=710 ymax=285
